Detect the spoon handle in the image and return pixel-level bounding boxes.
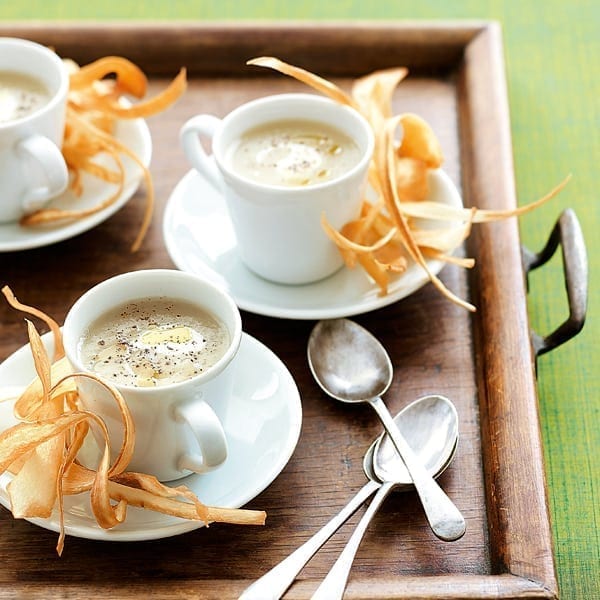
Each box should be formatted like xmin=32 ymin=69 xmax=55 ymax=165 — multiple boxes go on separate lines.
xmin=370 ymin=396 xmax=466 ymax=541
xmin=238 ymin=479 xmax=380 ymax=600
xmin=310 ymin=480 xmax=396 ymax=600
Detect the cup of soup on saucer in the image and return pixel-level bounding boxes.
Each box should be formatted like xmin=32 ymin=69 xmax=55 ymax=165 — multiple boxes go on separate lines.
xmin=0 ymin=37 xmax=69 ymax=223
xmin=63 ymin=269 xmax=242 ymax=482
xmin=180 ymin=93 xmax=374 ymax=285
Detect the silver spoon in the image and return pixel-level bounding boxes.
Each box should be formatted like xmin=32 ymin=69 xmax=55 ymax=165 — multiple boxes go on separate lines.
xmin=239 ymin=395 xmax=458 ymax=600
xmin=307 ymin=318 xmax=466 ymax=542
xmin=311 ymin=395 xmax=458 ymax=600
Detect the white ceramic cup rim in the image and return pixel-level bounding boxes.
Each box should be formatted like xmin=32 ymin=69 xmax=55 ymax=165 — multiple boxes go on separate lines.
xmin=0 ymin=37 xmax=69 ymax=131
xmin=62 ymin=270 xmax=243 ymax=395
xmin=211 ymin=93 xmax=375 ymax=193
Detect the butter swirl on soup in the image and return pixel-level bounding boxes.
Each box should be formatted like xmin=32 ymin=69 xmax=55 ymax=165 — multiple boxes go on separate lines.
xmin=227 ymin=119 xmax=361 ymax=187
xmin=78 ymin=298 xmax=229 ymax=387
xmin=0 ymin=70 xmax=51 ymax=123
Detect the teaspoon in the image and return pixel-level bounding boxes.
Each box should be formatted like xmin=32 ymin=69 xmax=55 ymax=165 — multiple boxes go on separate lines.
xmin=311 ymin=395 xmax=458 ymax=599
xmin=239 ymin=395 xmax=458 ymax=600
xmin=307 ymin=318 xmax=465 ymax=542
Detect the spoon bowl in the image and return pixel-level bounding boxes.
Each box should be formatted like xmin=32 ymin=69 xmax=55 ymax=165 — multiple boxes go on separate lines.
xmin=363 ymin=438 xmax=458 ymax=488
xmin=373 ymin=394 xmax=459 ymax=484
xmin=363 ymin=394 xmax=458 ymax=487
xmin=307 ymin=318 xmax=392 ymax=402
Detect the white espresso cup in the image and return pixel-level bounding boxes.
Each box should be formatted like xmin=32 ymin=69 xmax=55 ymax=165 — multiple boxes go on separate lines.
xmin=0 ymin=37 xmax=69 ymax=223
xmin=63 ymin=269 xmax=242 ymax=482
xmin=180 ymin=93 xmax=374 ymax=285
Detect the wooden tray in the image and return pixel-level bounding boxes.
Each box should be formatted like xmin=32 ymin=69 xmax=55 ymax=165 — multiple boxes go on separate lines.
xmin=0 ymin=22 xmax=558 ymax=599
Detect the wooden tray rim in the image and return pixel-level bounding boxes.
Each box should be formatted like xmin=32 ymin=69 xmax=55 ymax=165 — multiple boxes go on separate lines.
xmin=0 ymin=20 xmax=557 ymax=600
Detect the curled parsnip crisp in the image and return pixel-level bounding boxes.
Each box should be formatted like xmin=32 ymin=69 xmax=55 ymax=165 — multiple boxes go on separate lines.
xmin=19 ymin=54 xmax=187 ymax=252
xmin=0 ymin=289 xmax=266 ymax=555
xmin=352 ymin=67 xmax=409 ymax=129
xmin=247 ymin=57 xmax=355 ymax=107
xmin=1 ymin=286 xmax=64 ymax=361
xmin=249 ymin=56 xmax=569 ymax=309
xmin=69 ymin=56 xmax=148 ymax=97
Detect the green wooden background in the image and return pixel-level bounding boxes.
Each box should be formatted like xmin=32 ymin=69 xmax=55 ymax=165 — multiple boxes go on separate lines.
xmin=1 ymin=1 xmax=598 ymax=598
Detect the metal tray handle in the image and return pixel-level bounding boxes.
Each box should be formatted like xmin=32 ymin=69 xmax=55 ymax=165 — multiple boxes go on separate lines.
xmin=522 ymin=208 xmax=588 ymax=357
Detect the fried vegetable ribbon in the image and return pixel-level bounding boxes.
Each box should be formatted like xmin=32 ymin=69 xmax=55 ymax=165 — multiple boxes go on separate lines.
xmin=20 ymin=55 xmax=187 ymax=252
xmin=0 ymin=288 xmax=265 ymax=555
xmin=248 ymin=56 xmax=569 ymax=309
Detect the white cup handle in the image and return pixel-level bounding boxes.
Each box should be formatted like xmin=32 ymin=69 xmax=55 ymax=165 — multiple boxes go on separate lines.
xmin=180 ymin=115 xmax=224 ymax=191
xmin=173 ymin=397 xmax=228 ymax=474
xmin=17 ymin=134 xmax=69 ymax=213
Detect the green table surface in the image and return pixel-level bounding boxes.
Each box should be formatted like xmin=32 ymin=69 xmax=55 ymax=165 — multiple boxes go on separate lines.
xmin=1 ymin=1 xmax=598 ymax=598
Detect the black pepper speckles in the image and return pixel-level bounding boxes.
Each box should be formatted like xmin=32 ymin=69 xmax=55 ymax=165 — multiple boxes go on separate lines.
xmin=79 ymin=298 xmax=229 ymax=388
xmin=0 ymin=71 xmax=51 ymax=124
xmin=229 ymin=119 xmax=361 ymax=187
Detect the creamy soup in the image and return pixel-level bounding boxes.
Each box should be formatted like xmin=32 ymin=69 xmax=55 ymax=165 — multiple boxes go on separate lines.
xmin=0 ymin=71 xmax=51 ymax=124
xmin=78 ymin=298 xmax=230 ymax=387
xmin=227 ymin=119 xmax=362 ymax=187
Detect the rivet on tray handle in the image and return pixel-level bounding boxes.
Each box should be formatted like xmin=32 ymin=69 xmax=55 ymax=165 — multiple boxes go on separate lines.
xmin=522 ymin=208 xmax=588 ymax=357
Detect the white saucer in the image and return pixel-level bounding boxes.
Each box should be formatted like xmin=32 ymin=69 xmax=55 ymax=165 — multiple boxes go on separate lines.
xmin=0 ymin=332 xmax=302 ymax=542
xmin=0 ymin=117 xmax=152 ymax=252
xmin=163 ymin=169 xmax=464 ymax=319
